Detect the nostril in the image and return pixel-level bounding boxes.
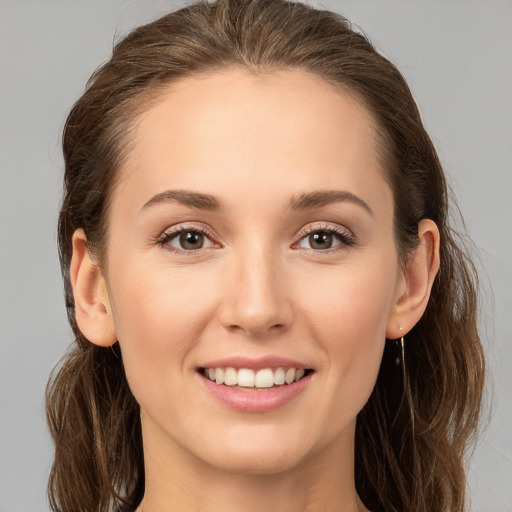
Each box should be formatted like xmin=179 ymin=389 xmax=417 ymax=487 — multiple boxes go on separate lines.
xmin=217 ymin=284 xmax=293 ymax=336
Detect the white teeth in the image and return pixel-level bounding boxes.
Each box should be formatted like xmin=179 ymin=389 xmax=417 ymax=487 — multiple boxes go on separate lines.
xmin=237 ymin=368 xmax=255 ymax=387
xmin=285 ymin=368 xmax=296 ymax=384
xmin=255 ymin=369 xmax=274 ymax=388
xmin=274 ymin=367 xmax=285 ymax=385
xmin=204 ymin=366 xmax=309 ymax=388
xmin=215 ymin=367 xmax=225 ymax=385
xmin=224 ymin=367 xmax=238 ymax=386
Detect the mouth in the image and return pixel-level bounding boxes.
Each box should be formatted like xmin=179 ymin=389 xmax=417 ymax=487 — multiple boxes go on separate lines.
xmin=198 ymin=366 xmax=314 ymax=390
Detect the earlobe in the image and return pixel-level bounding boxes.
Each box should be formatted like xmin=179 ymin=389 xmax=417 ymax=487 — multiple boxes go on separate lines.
xmin=70 ymin=228 xmax=117 ymax=347
xmin=386 ymin=219 xmax=440 ymax=339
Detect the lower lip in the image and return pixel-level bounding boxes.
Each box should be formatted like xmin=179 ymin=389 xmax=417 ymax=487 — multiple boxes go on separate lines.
xmin=197 ymin=372 xmax=313 ymax=412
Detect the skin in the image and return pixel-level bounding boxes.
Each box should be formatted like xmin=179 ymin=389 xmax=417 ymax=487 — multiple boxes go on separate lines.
xmin=71 ymin=69 xmax=440 ymax=512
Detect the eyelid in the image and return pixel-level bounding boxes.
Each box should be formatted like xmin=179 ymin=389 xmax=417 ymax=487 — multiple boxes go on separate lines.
xmin=154 ymin=221 xmax=355 ymax=253
xmin=293 ymin=222 xmax=356 ymax=251
xmin=155 ymin=222 xmax=221 ymax=252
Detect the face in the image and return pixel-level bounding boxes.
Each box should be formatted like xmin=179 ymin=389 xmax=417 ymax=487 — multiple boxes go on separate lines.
xmin=103 ymin=69 xmax=405 ymax=474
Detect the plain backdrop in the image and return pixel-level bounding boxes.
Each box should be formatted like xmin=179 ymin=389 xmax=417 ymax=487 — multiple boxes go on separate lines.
xmin=1 ymin=1 xmax=511 ymax=511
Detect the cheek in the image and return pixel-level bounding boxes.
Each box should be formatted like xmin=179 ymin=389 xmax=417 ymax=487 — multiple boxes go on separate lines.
xmin=303 ymin=258 xmax=397 ymax=345
xmin=107 ymin=261 xmax=217 ymax=403
xmin=111 ymin=257 xmax=214 ymax=334
xmin=299 ymin=259 xmax=398 ymax=411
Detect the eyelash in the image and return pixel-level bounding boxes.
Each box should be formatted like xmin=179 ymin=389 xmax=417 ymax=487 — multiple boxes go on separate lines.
xmin=155 ymin=222 xmax=356 ymax=254
xmin=294 ymin=223 xmax=357 ymax=253
xmin=155 ymin=224 xmax=219 ymax=255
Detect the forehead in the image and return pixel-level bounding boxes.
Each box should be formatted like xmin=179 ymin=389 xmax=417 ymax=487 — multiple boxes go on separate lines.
xmin=114 ymin=68 xmax=389 ymax=212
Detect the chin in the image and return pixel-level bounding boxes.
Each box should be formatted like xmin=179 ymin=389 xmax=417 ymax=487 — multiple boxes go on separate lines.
xmin=193 ymin=427 xmax=320 ymax=476
xmin=203 ymin=447 xmax=305 ymax=476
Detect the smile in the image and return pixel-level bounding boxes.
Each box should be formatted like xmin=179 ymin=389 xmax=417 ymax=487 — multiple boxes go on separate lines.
xmin=197 ymin=361 xmax=315 ymax=412
xmin=201 ymin=367 xmax=312 ymax=389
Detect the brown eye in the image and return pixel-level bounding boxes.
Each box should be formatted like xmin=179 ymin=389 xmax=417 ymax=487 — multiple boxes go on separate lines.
xmin=178 ymin=231 xmax=205 ymax=250
xmin=308 ymin=232 xmax=333 ymax=250
xmin=159 ymin=228 xmax=216 ymax=252
xmin=158 ymin=225 xmax=218 ymax=253
xmin=296 ymin=226 xmax=355 ymax=252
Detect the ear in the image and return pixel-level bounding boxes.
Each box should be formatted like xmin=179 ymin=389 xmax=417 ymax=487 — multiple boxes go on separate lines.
xmin=386 ymin=219 xmax=440 ymax=339
xmin=70 ymin=228 xmax=117 ymax=347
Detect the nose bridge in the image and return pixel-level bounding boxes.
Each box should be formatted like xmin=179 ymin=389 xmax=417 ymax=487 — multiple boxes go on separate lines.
xmin=219 ymin=236 xmax=291 ymax=336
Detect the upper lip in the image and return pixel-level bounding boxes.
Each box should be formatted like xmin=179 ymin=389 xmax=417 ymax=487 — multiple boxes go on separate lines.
xmin=199 ymin=355 xmax=312 ymax=371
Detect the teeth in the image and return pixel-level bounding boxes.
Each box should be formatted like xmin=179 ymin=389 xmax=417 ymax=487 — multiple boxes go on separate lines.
xmin=237 ymin=368 xmax=255 ymax=387
xmin=254 ymin=369 xmax=274 ymax=388
xmin=274 ymin=367 xmax=285 ymax=385
xmin=215 ymin=367 xmax=225 ymax=385
xmin=285 ymin=368 xmax=295 ymax=384
xmin=204 ymin=366 xmax=309 ymax=388
xmin=224 ymin=367 xmax=238 ymax=386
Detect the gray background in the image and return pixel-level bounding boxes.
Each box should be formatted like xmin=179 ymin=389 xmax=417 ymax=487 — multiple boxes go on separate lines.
xmin=1 ymin=0 xmax=510 ymax=510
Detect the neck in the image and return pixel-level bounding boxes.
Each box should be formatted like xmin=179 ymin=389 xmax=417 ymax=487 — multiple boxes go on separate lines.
xmin=138 ymin=416 xmax=368 ymax=512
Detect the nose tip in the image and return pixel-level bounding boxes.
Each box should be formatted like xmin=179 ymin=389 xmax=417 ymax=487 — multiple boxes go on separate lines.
xmin=217 ymin=254 xmax=292 ymax=338
xmin=225 ymin=305 xmax=287 ymax=337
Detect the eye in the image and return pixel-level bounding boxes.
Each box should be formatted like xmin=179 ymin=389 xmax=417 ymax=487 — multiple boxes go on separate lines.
xmin=173 ymin=231 xmax=208 ymax=250
xmin=296 ymin=226 xmax=355 ymax=251
xmin=300 ymin=231 xmax=339 ymax=250
xmin=157 ymin=226 xmax=217 ymax=252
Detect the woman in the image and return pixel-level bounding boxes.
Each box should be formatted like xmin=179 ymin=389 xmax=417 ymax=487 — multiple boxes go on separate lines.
xmin=46 ymin=0 xmax=485 ymax=511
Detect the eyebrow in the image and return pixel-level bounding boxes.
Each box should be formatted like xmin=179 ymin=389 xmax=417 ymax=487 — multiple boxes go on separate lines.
xmin=142 ymin=190 xmax=221 ymax=211
xmin=141 ymin=188 xmax=373 ymax=216
xmin=289 ymin=190 xmax=373 ymax=216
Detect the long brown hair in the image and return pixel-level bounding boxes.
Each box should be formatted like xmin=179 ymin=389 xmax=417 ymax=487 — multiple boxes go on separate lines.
xmin=46 ymin=1 xmax=485 ymax=511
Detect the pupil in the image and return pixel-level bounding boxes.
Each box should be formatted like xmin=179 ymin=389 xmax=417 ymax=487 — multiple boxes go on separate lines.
xmin=310 ymin=232 xmax=332 ymax=249
xmin=180 ymin=231 xmax=204 ymax=250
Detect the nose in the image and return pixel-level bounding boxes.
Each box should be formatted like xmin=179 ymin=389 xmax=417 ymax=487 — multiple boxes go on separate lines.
xmin=217 ymin=245 xmax=293 ymax=338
